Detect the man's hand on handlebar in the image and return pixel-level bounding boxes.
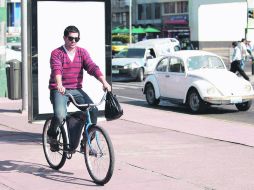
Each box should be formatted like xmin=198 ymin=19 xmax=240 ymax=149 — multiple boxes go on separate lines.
xmin=57 ymin=85 xmax=66 ymax=95
xmin=103 ymin=82 xmax=111 ymax=92
xmin=98 ymin=76 xmax=111 ymax=92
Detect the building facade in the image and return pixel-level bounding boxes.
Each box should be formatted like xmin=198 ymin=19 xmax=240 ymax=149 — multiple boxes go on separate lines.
xmin=111 ymin=0 xmax=189 ymax=39
xmin=6 ymin=0 xmax=21 ymax=35
xmin=111 ymin=0 xmax=130 ymax=28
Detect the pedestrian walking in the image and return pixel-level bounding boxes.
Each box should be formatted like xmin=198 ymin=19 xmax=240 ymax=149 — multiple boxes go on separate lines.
xmin=246 ymin=40 xmax=254 ymax=61
xmin=238 ymin=38 xmax=248 ymax=69
xmin=230 ymin=41 xmax=249 ymax=81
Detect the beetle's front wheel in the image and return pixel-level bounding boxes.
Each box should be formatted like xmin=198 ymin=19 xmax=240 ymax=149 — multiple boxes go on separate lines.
xmin=145 ymin=84 xmax=160 ymax=106
xmin=187 ymin=89 xmax=206 ymax=113
xmin=236 ymin=100 xmax=252 ymax=111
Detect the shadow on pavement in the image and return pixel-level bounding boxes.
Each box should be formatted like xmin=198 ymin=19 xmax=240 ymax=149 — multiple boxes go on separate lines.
xmin=0 ymin=160 xmax=97 ymax=186
xmin=0 ymin=108 xmax=21 ymax=114
xmin=0 ymin=130 xmax=42 ymax=144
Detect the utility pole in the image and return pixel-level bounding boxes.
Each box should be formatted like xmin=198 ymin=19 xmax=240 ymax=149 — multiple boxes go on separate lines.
xmin=129 ymin=0 xmax=132 ymax=44
xmin=0 ymin=0 xmax=7 ymax=97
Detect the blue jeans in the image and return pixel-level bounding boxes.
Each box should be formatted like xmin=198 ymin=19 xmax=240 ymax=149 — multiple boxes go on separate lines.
xmin=48 ymin=89 xmax=98 ymax=137
xmin=240 ymin=59 xmax=245 ymax=69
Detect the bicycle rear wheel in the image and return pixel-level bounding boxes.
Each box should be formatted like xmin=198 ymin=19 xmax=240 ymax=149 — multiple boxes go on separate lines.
xmin=42 ymin=118 xmax=67 ymax=170
xmin=83 ymin=125 xmax=115 ymax=185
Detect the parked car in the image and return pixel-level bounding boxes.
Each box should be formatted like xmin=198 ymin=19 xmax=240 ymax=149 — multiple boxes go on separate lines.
xmin=142 ymin=50 xmax=254 ymax=113
xmin=113 ymin=48 xmax=128 ymax=58
xmin=6 ymin=47 xmax=21 ymax=62
xmin=112 ymin=42 xmax=180 ymax=82
xmin=112 ymin=41 xmax=127 ymax=55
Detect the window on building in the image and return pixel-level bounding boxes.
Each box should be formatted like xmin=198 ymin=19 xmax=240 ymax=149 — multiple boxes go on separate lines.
xmin=164 ymin=2 xmax=175 ymax=14
xmin=146 ymin=4 xmax=152 ymax=20
xmin=176 ymin=1 xmax=188 ymax=13
xmin=112 ymin=14 xmax=116 ymax=23
xmin=122 ymin=12 xmax=126 ymax=22
xmin=138 ymin=4 xmax=145 ymax=20
xmin=154 ymin=3 xmax=161 ymax=19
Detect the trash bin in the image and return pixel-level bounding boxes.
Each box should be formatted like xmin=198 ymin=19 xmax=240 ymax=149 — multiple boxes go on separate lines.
xmin=6 ymin=60 xmax=22 ymax=100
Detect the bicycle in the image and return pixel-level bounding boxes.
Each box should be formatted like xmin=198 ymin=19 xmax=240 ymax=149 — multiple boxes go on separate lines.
xmin=42 ymin=91 xmax=115 ymax=185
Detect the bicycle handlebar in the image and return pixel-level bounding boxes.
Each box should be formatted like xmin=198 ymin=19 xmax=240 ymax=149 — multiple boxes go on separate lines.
xmin=65 ymin=90 xmax=107 ymax=108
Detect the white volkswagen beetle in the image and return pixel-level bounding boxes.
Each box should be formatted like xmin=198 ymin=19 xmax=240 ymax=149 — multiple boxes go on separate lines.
xmin=143 ymin=50 xmax=254 ymax=113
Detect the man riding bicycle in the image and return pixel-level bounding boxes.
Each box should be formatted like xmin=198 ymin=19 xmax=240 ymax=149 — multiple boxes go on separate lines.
xmin=47 ymin=25 xmax=111 ymax=151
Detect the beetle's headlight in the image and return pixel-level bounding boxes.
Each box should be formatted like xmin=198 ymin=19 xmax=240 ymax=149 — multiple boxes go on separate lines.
xmin=207 ymin=87 xmax=220 ymax=95
xmin=244 ymin=84 xmax=252 ymax=92
xmin=123 ymin=62 xmax=139 ymax=69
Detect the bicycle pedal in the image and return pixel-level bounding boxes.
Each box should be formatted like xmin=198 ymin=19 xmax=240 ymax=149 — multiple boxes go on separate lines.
xmin=89 ymin=148 xmax=97 ymax=156
xmin=67 ymin=153 xmax=73 ymax=159
xmin=79 ymin=139 xmax=85 ymax=153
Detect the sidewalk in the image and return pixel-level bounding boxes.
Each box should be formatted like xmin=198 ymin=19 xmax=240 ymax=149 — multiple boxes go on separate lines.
xmin=1 ymin=81 xmax=254 ymax=189
xmin=1 ymin=94 xmax=254 ymax=147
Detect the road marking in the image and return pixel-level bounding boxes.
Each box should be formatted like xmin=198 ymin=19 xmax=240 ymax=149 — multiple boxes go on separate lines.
xmin=113 ymin=85 xmax=140 ymax=89
xmin=112 ymin=87 xmax=124 ymax=90
xmin=117 ymin=95 xmax=145 ymax=102
xmin=114 ymin=82 xmax=144 ymax=87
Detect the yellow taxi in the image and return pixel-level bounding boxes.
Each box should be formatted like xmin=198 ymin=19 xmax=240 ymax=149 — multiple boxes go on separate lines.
xmin=112 ymin=41 xmax=127 ymax=55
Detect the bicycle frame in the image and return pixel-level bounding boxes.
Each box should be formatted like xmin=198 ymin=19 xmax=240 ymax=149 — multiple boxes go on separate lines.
xmin=84 ymin=108 xmax=94 ymax=150
xmin=43 ymin=90 xmax=115 ymax=185
xmin=66 ymin=91 xmax=107 ymax=153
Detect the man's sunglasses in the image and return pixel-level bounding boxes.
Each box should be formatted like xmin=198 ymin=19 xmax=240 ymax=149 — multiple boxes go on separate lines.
xmin=67 ymin=36 xmax=80 ymax=42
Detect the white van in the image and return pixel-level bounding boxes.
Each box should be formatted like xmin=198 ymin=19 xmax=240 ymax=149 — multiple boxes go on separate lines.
xmin=112 ymin=45 xmax=157 ymax=81
xmin=134 ymin=38 xmax=181 ymax=54
xmin=112 ymin=41 xmax=180 ymax=82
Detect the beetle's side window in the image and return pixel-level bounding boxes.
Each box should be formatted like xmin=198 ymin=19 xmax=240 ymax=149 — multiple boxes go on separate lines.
xmin=210 ymin=56 xmax=225 ymax=69
xmin=168 ymin=57 xmax=184 ymax=73
xmin=156 ymin=58 xmax=168 ymax=72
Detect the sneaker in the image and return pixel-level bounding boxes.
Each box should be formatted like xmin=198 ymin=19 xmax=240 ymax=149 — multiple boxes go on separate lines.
xmin=47 ymin=127 xmax=59 ymax=138
xmin=48 ymin=136 xmax=59 ymax=152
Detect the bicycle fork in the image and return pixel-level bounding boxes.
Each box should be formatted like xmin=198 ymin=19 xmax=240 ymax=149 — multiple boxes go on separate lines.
xmin=84 ymin=110 xmax=103 ymax=156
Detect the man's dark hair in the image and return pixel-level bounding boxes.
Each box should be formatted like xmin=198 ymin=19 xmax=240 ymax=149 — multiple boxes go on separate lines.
xmin=64 ymin=25 xmax=80 ymax=37
xmin=232 ymin=41 xmax=238 ymax=47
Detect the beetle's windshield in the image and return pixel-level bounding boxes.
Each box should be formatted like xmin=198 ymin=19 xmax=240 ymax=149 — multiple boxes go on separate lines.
xmin=187 ymin=55 xmax=225 ymax=71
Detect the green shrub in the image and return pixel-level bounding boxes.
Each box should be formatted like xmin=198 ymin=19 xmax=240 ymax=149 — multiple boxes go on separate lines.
xmin=112 ymin=34 xmax=134 ymax=43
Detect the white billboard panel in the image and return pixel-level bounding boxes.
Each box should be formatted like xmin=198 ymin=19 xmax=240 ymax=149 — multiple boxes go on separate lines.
xmin=198 ymin=2 xmax=247 ymax=41
xmin=30 ymin=0 xmax=111 ymax=120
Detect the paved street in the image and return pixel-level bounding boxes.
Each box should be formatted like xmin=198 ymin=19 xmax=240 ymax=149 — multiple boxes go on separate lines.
xmin=1 ymin=98 xmax=254 ymax=189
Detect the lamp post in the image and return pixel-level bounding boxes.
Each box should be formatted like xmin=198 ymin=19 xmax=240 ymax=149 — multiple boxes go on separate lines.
xmin=21 ymin=0 xmax=28 ymax=112
xmin=129 ymin=0 xmax=132 ymax=44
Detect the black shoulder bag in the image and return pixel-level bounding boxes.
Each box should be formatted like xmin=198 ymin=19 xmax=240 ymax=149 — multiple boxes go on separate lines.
xmin=105 ymin=91 xmax=123 ymax=121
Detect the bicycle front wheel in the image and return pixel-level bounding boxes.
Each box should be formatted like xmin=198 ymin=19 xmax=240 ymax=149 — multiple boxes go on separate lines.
xmin=42 ymin=118 xmax=67 ymax=170
xmin=84 ymin=125 xmax=115 ymax=185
